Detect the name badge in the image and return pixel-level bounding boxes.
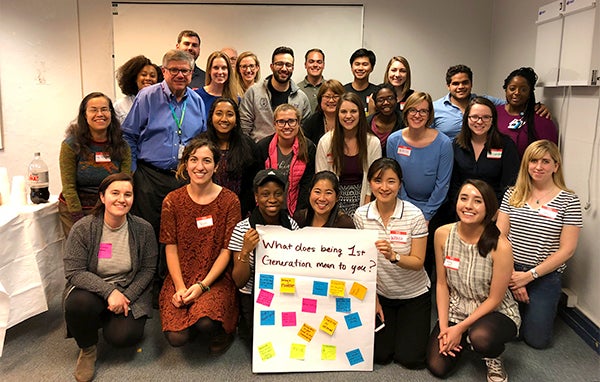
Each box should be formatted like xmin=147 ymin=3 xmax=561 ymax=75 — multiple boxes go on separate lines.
xmin=443 ymin=256 xmax=460 ymax=270
xmin=390 ymin=230 xmax=408 ymax=244
xmin=538 ymin=205 xmax=558 ymax=220
xmin=98 ymin=243 xmax=112 ymax=259
xmin=95 ymin=152 xmax=111 ymax=163
xmin=397 ymin=145 xmax=412 ymax=157
xmin=487 ymin=149 xmax=503 ymax=159
xmin=196 ymin=215 xmax=214 ymax=229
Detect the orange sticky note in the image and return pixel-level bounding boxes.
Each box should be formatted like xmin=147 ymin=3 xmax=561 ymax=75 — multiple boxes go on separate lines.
xmin=329 ymin=280 xmax=346 ymax=297
xmin=349 ymin=282 xmax=367 ymax=300
xmin=298 ymin=323 xmax=317 ymax=342
xmin=257 ymin=341 xmax=276 ymax=361
xmin=320 ymin=315 xmax=338 ymax=336
xmin=280 ymin=277 xmax=296 ymax=294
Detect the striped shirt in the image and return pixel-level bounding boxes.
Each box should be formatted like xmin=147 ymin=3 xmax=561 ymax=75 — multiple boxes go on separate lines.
xmin=228 ymin=217 xmax=299 ymax=295
xmin=500 ymin=189 xmax=582 ymax=271
xmin=353 ymin=199 xmax=431 ymax=299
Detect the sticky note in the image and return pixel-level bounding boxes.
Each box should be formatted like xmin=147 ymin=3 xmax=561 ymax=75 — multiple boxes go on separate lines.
xmin=258 ymin=342 xmax=276 ymax=361
xmin=344 ymin=312 xmax=362 ymax=330
xmin=297 ymin=323 xmax=317 ymax=342
xmin=281 ymin=311 xmax=297 ymax=327
xmin=335 ymin=297 xmax=351 ymax=313
xmin=312 ymin=281 xmax=328 ymax=296
xmin=321 ymin=344 xmax=337 ymax=360
xmin=280 ymin=277 xmax=296 ymax=294
xmin=349 ymin=282 xmax=367 ymax=300
xmin=320 ymin=315 xmax=338 ymax=336
xmin=302 ymin=298 xmax=317 ymax=313
xmin=260 ymin=310 xmax=275 ymax=325
xmin=98 ymin=243 xmax=112 ymax=259
xmin=256 ymin=289 xmax=274 ymax=307
xmin=259 ymin=274 xmax=274 ymax=290
xmin=290 ymin=343 xmax=306 ymax=360
xmin=329 ymin=280 xmax=346 ymax=297
xmin=346 ymin=348 xmax=364 ymax=366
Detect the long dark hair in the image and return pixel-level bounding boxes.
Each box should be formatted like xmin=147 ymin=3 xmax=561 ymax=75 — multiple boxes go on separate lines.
xmin=459 ymin=179 xmax=500 ymax=257
xmin=204 ymin=97 xmax=254 ymax=175
xmin=305 ymin=171 xmax=342 ymax=227
xmin=503 ymin=67 xmax=538 ymax=145
xmin=93 ymin=172 xmax=134 ymax=216
xmin=456 ymin=97 xmax=503 ymax=150
xmin=66 ymin=92 xmax=128 ymax=161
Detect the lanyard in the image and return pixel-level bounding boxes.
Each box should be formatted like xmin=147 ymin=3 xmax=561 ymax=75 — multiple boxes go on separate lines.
xmin=168 ymin=99 xmax=187 ymax=143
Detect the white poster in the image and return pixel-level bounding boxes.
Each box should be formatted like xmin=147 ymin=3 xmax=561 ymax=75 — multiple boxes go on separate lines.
xmin=252 ymin=225 xmax=378 ymax=373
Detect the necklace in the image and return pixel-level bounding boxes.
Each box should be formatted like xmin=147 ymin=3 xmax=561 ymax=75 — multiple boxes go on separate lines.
xmin=532 ymin=188 xmax=555 ymax=205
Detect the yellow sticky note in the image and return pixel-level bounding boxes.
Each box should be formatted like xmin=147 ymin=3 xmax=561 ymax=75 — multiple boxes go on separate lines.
xmin=280 ymin=277 xmax=296 ymax=294
xmin=320 ymin=315 xmax=338 ymax=336
xmin=321 ymin=344 xmax=337 ymax=360
xmin=290 ymin=343 xmax=306 ymax=360
xmin=329 ymin=280 xmax=346 ymax=297
xmin=298 ymin=323 xmax=317 ymax=342
xmin=258 ymin=341 xmax=276 ymax=361
xmin=349 ymin=282 xmax=367 ymax=300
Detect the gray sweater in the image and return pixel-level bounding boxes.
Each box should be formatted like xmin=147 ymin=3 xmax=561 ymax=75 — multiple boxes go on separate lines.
xmin=63 ymin=214 xmax=157 ymax=319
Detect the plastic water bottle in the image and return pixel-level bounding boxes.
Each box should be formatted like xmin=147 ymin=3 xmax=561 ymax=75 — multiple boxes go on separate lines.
xmin=27 ymin=152 xmax=50 ymax=204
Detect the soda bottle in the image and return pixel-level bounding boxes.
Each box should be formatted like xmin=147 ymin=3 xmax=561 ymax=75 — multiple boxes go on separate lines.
xmin=27 ymin=152 xmax=50 ymax=204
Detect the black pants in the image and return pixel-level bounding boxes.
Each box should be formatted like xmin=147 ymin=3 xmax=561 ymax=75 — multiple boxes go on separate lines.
xmin=426 ymin=312 xmax=517 ymax=378
xmin=64 ymin=289 xmax=147 ymax=348
xmin=374 ymin=291 xmax=431 ymax=369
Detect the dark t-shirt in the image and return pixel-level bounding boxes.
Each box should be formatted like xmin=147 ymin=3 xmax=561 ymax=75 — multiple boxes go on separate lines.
xmin=268 ymin=80 xmax=291 ymax=110
xmin=344 ymin=82 xmax=378 ymax=112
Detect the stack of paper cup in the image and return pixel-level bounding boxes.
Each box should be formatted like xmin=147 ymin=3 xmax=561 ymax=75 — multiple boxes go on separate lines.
xmin=0 ymin=167 xmax=9 ymax=206
xmin=10 ymin=175 xmax=27 ymax=205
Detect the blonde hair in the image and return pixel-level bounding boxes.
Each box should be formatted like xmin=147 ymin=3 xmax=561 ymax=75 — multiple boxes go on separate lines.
xmin=235 ymin=51 xmax=261 ymax=92
xmin=205 ymin=51 xmax=241 ymax=99
xmin=384 ymin=56 xmax=411 ymax=98
xmin=402 ymin=91 xmax=434 ymax=128
xmin=509 ymin=140 xmax=572 ymax=207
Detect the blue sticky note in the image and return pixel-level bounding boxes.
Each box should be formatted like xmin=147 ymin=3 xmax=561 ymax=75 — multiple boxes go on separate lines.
xmin=259 ymin=274 xmax=274 ymax=290
xmin=346 ymin=348 xmax=364 ymax=366
xmin=313 ymin=281 xmax=328 ymax=296
xmin=344 ymin=312 xmax=362 ymax=330
xmin=336 ymin=297 xmax=351 ymax=312
xmin=260 ymin=310 xmax=275 ymax=325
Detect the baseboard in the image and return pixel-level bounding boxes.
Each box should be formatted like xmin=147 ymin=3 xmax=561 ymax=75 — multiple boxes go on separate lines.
xmin=558 ymin=304 xmax=600 ymax=355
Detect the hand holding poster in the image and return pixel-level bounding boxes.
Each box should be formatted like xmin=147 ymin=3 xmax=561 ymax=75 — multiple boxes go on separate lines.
xmin=252 ymin=225 xmax=378 ymax=373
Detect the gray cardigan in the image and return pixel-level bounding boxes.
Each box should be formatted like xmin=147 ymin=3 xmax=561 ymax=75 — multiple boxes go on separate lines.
xmin=63 ymin=213 xmax=157 ymax=319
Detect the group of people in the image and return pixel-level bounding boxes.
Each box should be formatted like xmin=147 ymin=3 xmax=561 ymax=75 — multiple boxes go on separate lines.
xmin=58 ymin=29 xmax=580 ymax=382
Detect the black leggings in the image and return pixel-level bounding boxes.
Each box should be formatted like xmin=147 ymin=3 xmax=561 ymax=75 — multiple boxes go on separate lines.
xmin=65 ymin=289 xmax=147 ymax=349
xmin=164 ymin=317 xmax=225 ymax=347
xmin=426 ymin=312 xmax=517 ymax=378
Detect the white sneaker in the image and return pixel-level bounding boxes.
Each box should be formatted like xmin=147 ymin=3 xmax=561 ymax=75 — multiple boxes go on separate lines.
xmin=484 ymin=357 xmax=508 ymax=382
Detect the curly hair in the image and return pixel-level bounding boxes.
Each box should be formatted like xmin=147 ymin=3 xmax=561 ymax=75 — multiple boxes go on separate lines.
xmin=116 ymin=55 xmax=160 ymax=96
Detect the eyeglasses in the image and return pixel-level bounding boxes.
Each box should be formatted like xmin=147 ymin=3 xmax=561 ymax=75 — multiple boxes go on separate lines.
xmin=273 ymin=62 xmax=294 ymax=69
xmin=322 ymin=94 xmax=340 ymax=101
xmin=375 ymin=95 xmax=396 ymax=104
xmin=240 ymin=64 xmax=256 ymax=71
xmin=165 ymin=67 xmax=192 ymax=76
xmin=468 ymin=115 xmax=493 ymax=123
xmin=87 ymin=107 xmax=110 ymax=114
xmin=275 ymin=118 xmax=298 ymax=127
xmin=407 ymin=108 xmax=429 ymax=117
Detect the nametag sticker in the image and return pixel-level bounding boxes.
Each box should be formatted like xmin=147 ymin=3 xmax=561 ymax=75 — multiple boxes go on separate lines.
xmin=487 ymin=149 xmax=503 ymax=159
xmin=95 ymin=152 xmax=111 ymax=163
xmin=326 ymin=153 xmax=334 ymax=164
xmin=98 ymin=243 xmax=112 ymax=259
xmin=390 ymin=230 xmax=408 ymax=244
xmin=539 ymin=205 xmax=558 ymax=220
xmin=196 ymin=215 xmax=214 ymax=229
xmin=443 ymin=256 xmax=460 ymax=270
xmin=397 ymin=145 xmax=412 ymax=156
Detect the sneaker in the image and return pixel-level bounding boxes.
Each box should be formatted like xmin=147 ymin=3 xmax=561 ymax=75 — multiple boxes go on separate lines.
xmin=484 ymin=357 xmax=508 ymax=382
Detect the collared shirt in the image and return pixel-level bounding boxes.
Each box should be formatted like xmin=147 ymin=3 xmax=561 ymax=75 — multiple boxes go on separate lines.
xmin=297 ymin=76 xmax=324 ymax=113
xmin=122 ymin=81 xmax=206 ymax=172
xmin=432 ymin=93 xmax=504 ymax=140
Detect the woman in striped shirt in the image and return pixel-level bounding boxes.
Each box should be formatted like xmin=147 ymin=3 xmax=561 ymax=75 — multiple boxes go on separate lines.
xmin=497 ymin=140 xmax=582 ymax=349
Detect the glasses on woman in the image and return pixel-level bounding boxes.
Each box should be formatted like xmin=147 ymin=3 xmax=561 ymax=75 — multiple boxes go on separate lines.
xmin=407 ymin=108 xmax=430 ymax=117
xmin=240 ymin=64 xmax=256 ymax=71
xmin=322 ymin=94 xmax=340 ymax=101
xmin=275 ymin=118 xmax=298 ymax=127
xmin=375 ymin=95 xmax=395 ymax=104
xmin=468 ymin=115 xmax=493 ymax=123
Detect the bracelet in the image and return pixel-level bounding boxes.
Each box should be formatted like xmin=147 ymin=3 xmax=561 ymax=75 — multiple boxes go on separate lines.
xmin=237 ymin=252 xmax=249 ymax=263
xmin=197 ymin=282 xmax=210 ymax=292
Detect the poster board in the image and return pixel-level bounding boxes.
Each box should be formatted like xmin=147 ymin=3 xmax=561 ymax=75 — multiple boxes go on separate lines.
xmin=252 ymin=225 xmax=378 ymax=373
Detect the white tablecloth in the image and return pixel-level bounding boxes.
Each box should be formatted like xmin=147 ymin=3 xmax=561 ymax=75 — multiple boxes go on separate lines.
xmin=0 ymin=197 xmax=65 ymax=355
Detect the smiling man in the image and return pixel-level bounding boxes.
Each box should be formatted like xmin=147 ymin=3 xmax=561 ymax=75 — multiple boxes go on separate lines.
xmin=175 ymin=30 xmax=205 ymax=89
xmin=240 ymin=46 xmax=311 ymax=142
xmin=297 ymin=48 xmax=326 ymax=113
xmin=344 ymin=48 xmax=378 ymax=112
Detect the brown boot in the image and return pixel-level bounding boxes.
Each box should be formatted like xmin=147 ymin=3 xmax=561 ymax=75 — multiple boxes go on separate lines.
xmin=74 ymin=345 xmax=96 ymax=382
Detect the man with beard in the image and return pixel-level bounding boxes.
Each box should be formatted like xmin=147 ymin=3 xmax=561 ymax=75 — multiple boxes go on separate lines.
xmin=175 ymin=30 xmax=205 ymax=89
xmin=240 ymin=46 xmax=311 ymax=142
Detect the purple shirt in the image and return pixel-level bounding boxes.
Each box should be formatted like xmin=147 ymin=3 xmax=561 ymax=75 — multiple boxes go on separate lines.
xmin=496 ymin=105 xmax=558 ymax=158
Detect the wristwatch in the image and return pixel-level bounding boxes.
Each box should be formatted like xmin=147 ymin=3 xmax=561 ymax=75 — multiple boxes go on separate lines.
xmin=390 ymin=253 xmax=400 ymax=264
xmin=530 ymin=268 xmax=539 ymax=279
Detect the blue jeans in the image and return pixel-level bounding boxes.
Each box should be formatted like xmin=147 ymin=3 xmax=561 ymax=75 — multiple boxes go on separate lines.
xmin=514 ymin=263 xmax=562 ymax=349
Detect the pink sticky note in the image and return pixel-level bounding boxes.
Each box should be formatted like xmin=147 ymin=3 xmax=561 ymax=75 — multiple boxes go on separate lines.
xmin=98 ymin=243 xmax=112 ymax=259
xmin=302 ymin=298 xmax=317 ymax=313
xmin=256 ymin=289 xmax=275 ymax=307
xmin=282 ymin=312 xmax=297 ymax=327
